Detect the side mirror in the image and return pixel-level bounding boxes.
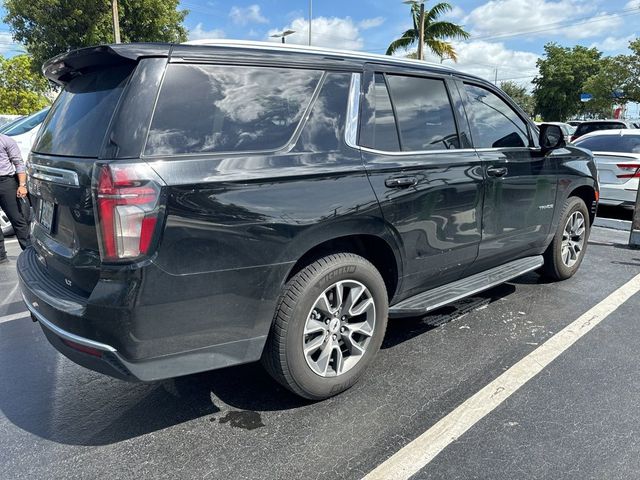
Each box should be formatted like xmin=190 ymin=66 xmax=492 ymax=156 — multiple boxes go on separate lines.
xmin=539 ymin=124 xmax=566 ymax=153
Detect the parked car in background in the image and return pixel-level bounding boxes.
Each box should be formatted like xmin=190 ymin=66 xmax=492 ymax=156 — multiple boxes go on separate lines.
xmin=567 ymin=120 xmax=583 ymax=127
xmin=2 ymin=107 xmax=50 ymax=160
xmin=571 ymin=120 xmax=632 ymax=142
xmin=1 ymin=209 xmax=14 ymax=237
xmin=575 ymin=129 xmax=640 ymax=209
xmin=18 ymin=41 xmax=597 ymax=400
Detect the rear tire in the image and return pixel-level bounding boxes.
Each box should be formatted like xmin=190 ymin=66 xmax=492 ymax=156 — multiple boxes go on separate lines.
xmin=541 ymin=196 xmax=590 ymax=281
xmin=262 ymin=253 xmax=388 ymax=400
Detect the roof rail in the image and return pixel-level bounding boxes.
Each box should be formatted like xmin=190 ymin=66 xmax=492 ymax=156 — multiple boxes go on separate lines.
xmin=181 ymin=39 xmax=456 ymax=72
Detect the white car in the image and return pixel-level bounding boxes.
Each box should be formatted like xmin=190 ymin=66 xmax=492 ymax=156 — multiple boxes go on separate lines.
xmin=575 ymin=129 xmax=640 ymax=209
xmin=2 ymin=107 xmax=50 ymax=160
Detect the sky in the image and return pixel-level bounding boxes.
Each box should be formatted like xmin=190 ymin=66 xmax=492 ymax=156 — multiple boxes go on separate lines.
xmin=0 ymin=0 xmax=639 ymax=113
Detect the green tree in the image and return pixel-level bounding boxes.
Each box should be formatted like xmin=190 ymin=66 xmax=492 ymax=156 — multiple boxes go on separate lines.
xmin=4 ymin=0 xmax=188 ymax=71
xmin=0 ymin=54 xmax=51 ymax=114
xmin=499 ymin=81 xmax=534 ymax=116
xmin=532 ymin=43 xmax=602 ymax=121
xmin=386 ymin=1 xmax=470 ymax=61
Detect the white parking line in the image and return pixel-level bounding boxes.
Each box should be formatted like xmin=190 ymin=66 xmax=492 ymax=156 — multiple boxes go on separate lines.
xmin=3 ymin=238 xmax=18 ymax=244
xmin=0 ymin=311 xmax=30 ymax=324
xmin=363 ymin=272 xmax=640 ymax=480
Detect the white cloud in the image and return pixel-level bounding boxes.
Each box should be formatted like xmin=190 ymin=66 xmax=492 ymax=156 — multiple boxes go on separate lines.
xmin=229 ymin=5 xmax=269 ymax=26
xmin=422 ymin=40 xmax=540 ymax=88
xmin=591 ymin=34 xmax=637 ymax=52
xmin=358 ymin=17 xmax=385 ymax=30
xmin=446 ymin=5 xmax=465 ymax=19
xmin=625 ymin=0 xmax=640 ymax=9
xmin=267 ymin=17 xmax=364 ymax=50
xmin=189 ymin=23 xmax=225 ymax=41
xmin=464 ymin=0 xmax=621 ymax=40
xmin=0 ymin=32 xmax=24 ymax=56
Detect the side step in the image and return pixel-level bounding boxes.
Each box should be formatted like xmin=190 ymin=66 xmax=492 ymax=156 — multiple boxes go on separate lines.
xmin=389 ymin=256 xmax=544 ymax=318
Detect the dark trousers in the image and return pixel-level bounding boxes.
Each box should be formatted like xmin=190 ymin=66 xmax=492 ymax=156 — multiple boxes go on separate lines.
xmin=0 ymin=176 xmax=31 ymax=258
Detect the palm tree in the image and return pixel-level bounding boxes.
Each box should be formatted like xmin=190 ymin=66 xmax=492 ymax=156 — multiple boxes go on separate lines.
xmin=386 ymin=1 xmax=470 ymax=62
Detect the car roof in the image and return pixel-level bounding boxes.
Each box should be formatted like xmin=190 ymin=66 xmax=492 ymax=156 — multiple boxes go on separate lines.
xmin=43 ymin=40 xmax=488 ymax=85
xmin=578 ymin=119 xmax=630 ymax=125
xmin=574 ymin=128 xmax=640 ymax=141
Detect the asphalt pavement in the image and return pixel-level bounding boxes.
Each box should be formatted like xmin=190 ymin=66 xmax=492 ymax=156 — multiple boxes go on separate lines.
xmin=1 ymin=224 xmax=639 ymax=480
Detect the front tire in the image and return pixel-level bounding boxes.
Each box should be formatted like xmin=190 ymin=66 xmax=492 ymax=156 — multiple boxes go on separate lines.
xmin=262 ymin=253 xmax=388 ymax=400
xmin=541 ymin=196 xmax=590 ymax=280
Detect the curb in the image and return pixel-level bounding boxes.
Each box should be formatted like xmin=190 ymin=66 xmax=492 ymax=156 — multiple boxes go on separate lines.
xmin=594 ymin=217 xmax=632 ymax=231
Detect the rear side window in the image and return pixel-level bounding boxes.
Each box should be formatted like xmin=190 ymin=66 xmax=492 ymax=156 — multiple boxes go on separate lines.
xmin=575 ymin=122 xmax=626 ymax=137
xmin=145 ymin=64 xmax=322 ymax=156
xmin=33 ymin=64 xmax=134 ymax=157
xmin=576 ymin=135 xmax=640 ymax=153
xmin=464 ymin=84 xmax=529 ymax=148
xmin=386 ymin=75 xmax=459 ymax=151
xmin=370 ymin=73 xmax=401 ymax=151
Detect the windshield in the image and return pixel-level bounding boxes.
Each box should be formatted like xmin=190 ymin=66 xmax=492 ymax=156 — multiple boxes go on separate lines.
xmin=3 ymin=108 xmax=49 ymax=136
xmin=576 ymin=134 xmax=640 ymax=153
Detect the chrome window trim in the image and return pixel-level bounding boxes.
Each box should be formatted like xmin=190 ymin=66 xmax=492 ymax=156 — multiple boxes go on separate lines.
xmin=28 ymin=164 xmax=79 ymax=187
xmin=345 ymin=73 xmax=361 ymax=150
xmin=360 ymin=145 xmax=478 ymax=156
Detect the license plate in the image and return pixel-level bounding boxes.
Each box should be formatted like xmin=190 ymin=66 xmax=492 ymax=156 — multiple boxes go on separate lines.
xmin=38 ymin=199 xmax=55 ymax=233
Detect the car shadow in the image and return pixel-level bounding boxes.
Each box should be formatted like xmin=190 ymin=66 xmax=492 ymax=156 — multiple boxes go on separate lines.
xmin=0 ymin=279 xmax=520 ymax=448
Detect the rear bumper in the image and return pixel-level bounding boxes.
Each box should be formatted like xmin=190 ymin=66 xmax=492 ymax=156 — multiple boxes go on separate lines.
xmin=18 ymin=247 xmax=279 ymax=381
xmin=600 ymin=181 xmax=638 ymax=208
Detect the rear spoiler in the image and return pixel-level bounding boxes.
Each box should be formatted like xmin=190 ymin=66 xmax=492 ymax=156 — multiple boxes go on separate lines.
xmin=42 ymin=43 xmax=171 ymax=85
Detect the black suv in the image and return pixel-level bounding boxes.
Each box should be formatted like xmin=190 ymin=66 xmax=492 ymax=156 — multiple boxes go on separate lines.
xmin=18 ymin=41 xmax=598 ymax=400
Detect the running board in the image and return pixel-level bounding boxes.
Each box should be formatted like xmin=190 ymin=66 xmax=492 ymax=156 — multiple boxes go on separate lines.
xmin=389 ymin=256 xmax=544 ymax=318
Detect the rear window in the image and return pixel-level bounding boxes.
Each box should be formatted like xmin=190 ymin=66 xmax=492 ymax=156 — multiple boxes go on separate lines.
xmin=33 ymin=64 xmax=133 ymax=157
xmin=575 ymin=134 xmax=640 ymax=153
xmin=575 ymin=122 xmax=626 ymax=137
xmin=145 ymin=64 xmax=322 ymax=156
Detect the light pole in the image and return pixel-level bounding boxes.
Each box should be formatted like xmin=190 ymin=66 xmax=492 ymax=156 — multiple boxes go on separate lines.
xmin=404 ymin=0 xmax=425 ymax=60
xmin=270 ymin=30 xmax=296 ymax=44
xmin=308 ymin=0 xmax=313 ymax=45
xmin=111 ymin=0 xmax=121 ymax=44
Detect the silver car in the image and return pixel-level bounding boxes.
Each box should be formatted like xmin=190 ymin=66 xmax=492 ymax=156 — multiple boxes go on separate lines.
xmin=575 ymin=129 xmax=640 ymax=208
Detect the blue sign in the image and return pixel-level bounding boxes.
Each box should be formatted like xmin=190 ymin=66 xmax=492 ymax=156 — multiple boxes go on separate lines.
xmin=580 ymin=93 xmax=593 ymax=102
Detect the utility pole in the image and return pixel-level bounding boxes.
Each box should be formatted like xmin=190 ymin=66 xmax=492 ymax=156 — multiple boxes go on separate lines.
xmin=494 ymin=68 xmax=498 ymax=85
xmin=630 ymin=186 xmax=640 ymax=249
xmin=111 ymin=0 xmax=121 ymax=44
xmin=308 ymin=0 xmax=312 ymax=46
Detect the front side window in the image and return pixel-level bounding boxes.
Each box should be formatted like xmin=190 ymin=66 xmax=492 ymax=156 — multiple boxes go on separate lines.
xmin=464 ymin=84 xmax=530 ymax=149
xmin=145 ymin=64 xmax=322 ymax=156
xmin=386 ymin=75 xmax=459 ymax=151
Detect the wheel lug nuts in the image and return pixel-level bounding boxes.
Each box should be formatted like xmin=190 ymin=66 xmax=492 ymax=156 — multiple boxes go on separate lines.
xmin=332 ymin=334 xmax=337 ymax=340
xmin=341 ymin=316 xmax=346 ymax=321
xmin=325 ymin=319 xmax=330 ymax=325
xmin=340 ymin=327 xmax=345 ymax=333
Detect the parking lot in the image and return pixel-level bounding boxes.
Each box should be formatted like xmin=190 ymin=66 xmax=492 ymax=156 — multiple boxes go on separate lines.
xmin=1 ymin=223 xmax=639 ymax=479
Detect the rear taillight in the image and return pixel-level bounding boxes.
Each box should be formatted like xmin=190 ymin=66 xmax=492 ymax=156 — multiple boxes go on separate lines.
xmin=570 ymin=135 xmax=578 ymax=143
xmin=94 ymin=163 xmax=165 ymax=262
xmin=616 ymin=164 xmax=640 ymax=179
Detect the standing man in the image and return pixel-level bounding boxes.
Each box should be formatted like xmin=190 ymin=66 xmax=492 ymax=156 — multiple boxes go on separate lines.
xmin=0 ymin=132 xmax=31 ymax=264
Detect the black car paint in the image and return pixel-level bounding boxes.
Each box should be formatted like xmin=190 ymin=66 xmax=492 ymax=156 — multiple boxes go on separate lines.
xmin=18 ymin=43 xmax=598 ymax=381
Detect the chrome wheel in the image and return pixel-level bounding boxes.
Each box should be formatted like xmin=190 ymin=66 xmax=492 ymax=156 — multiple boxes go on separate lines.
xmin=303 ymin=280 xmax=376 ymax=377
xmin=561 ymin=211 xmax=586 ymax=268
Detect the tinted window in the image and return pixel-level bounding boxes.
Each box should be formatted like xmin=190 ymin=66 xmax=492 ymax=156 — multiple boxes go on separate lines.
xmin=386 ymin=75 xmax=459 ymax=151
xmin=4 ymin=108 xmax=49 ymax=137
xmin=146 ymin=64 xmax=321 ymax=156
xmin=575 ymin=122 xmax=627 ymax=138
xmin=464 ymin=84 xmax=529 ymax=148
xmin=576 ymin=134 xmax=640 ymax=153
xmin=33 ymin=65 xmax=133 ymax=157
xmin=369 ymin=74 xmax=400 ymax=151
xmin=295 ymin=72 xmax=351 ymax=152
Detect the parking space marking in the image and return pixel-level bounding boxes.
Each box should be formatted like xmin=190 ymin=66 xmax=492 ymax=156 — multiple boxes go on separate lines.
xmin=363 ymin=272 xmax=640 ymax=480
xmin=3 ymin=238 xmax=18 ymax=244
xmin=0 ymin=311 xmax=30 ymax=324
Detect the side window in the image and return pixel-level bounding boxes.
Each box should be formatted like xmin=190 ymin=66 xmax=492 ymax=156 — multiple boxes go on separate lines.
xmin=370 ymin=73 xmax=401 ymax=151
xmin=386 ymin=75 xmax=459 ymax=151
xmin=145 ymin=64 xmax=322 ymax=155
xmin=464 ymin=84 xmax=530 ymax=149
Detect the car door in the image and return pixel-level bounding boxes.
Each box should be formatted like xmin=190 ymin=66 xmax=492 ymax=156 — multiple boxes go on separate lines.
xmin=359 ymin=65 xmax=484 ymax=298
xmin=459 ymin=81 xmax=557 ymax=272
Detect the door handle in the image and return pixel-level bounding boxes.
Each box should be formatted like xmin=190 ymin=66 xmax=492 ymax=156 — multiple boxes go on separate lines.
xmin=385 ymin=176 xmax=418 ymax=188
xmin=487 ymin=166 xmax=508 ymax=177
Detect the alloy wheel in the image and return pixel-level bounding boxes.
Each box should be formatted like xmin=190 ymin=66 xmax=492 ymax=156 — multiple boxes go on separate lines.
xmin=561 ymin=211 xmax=586 ymax=268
